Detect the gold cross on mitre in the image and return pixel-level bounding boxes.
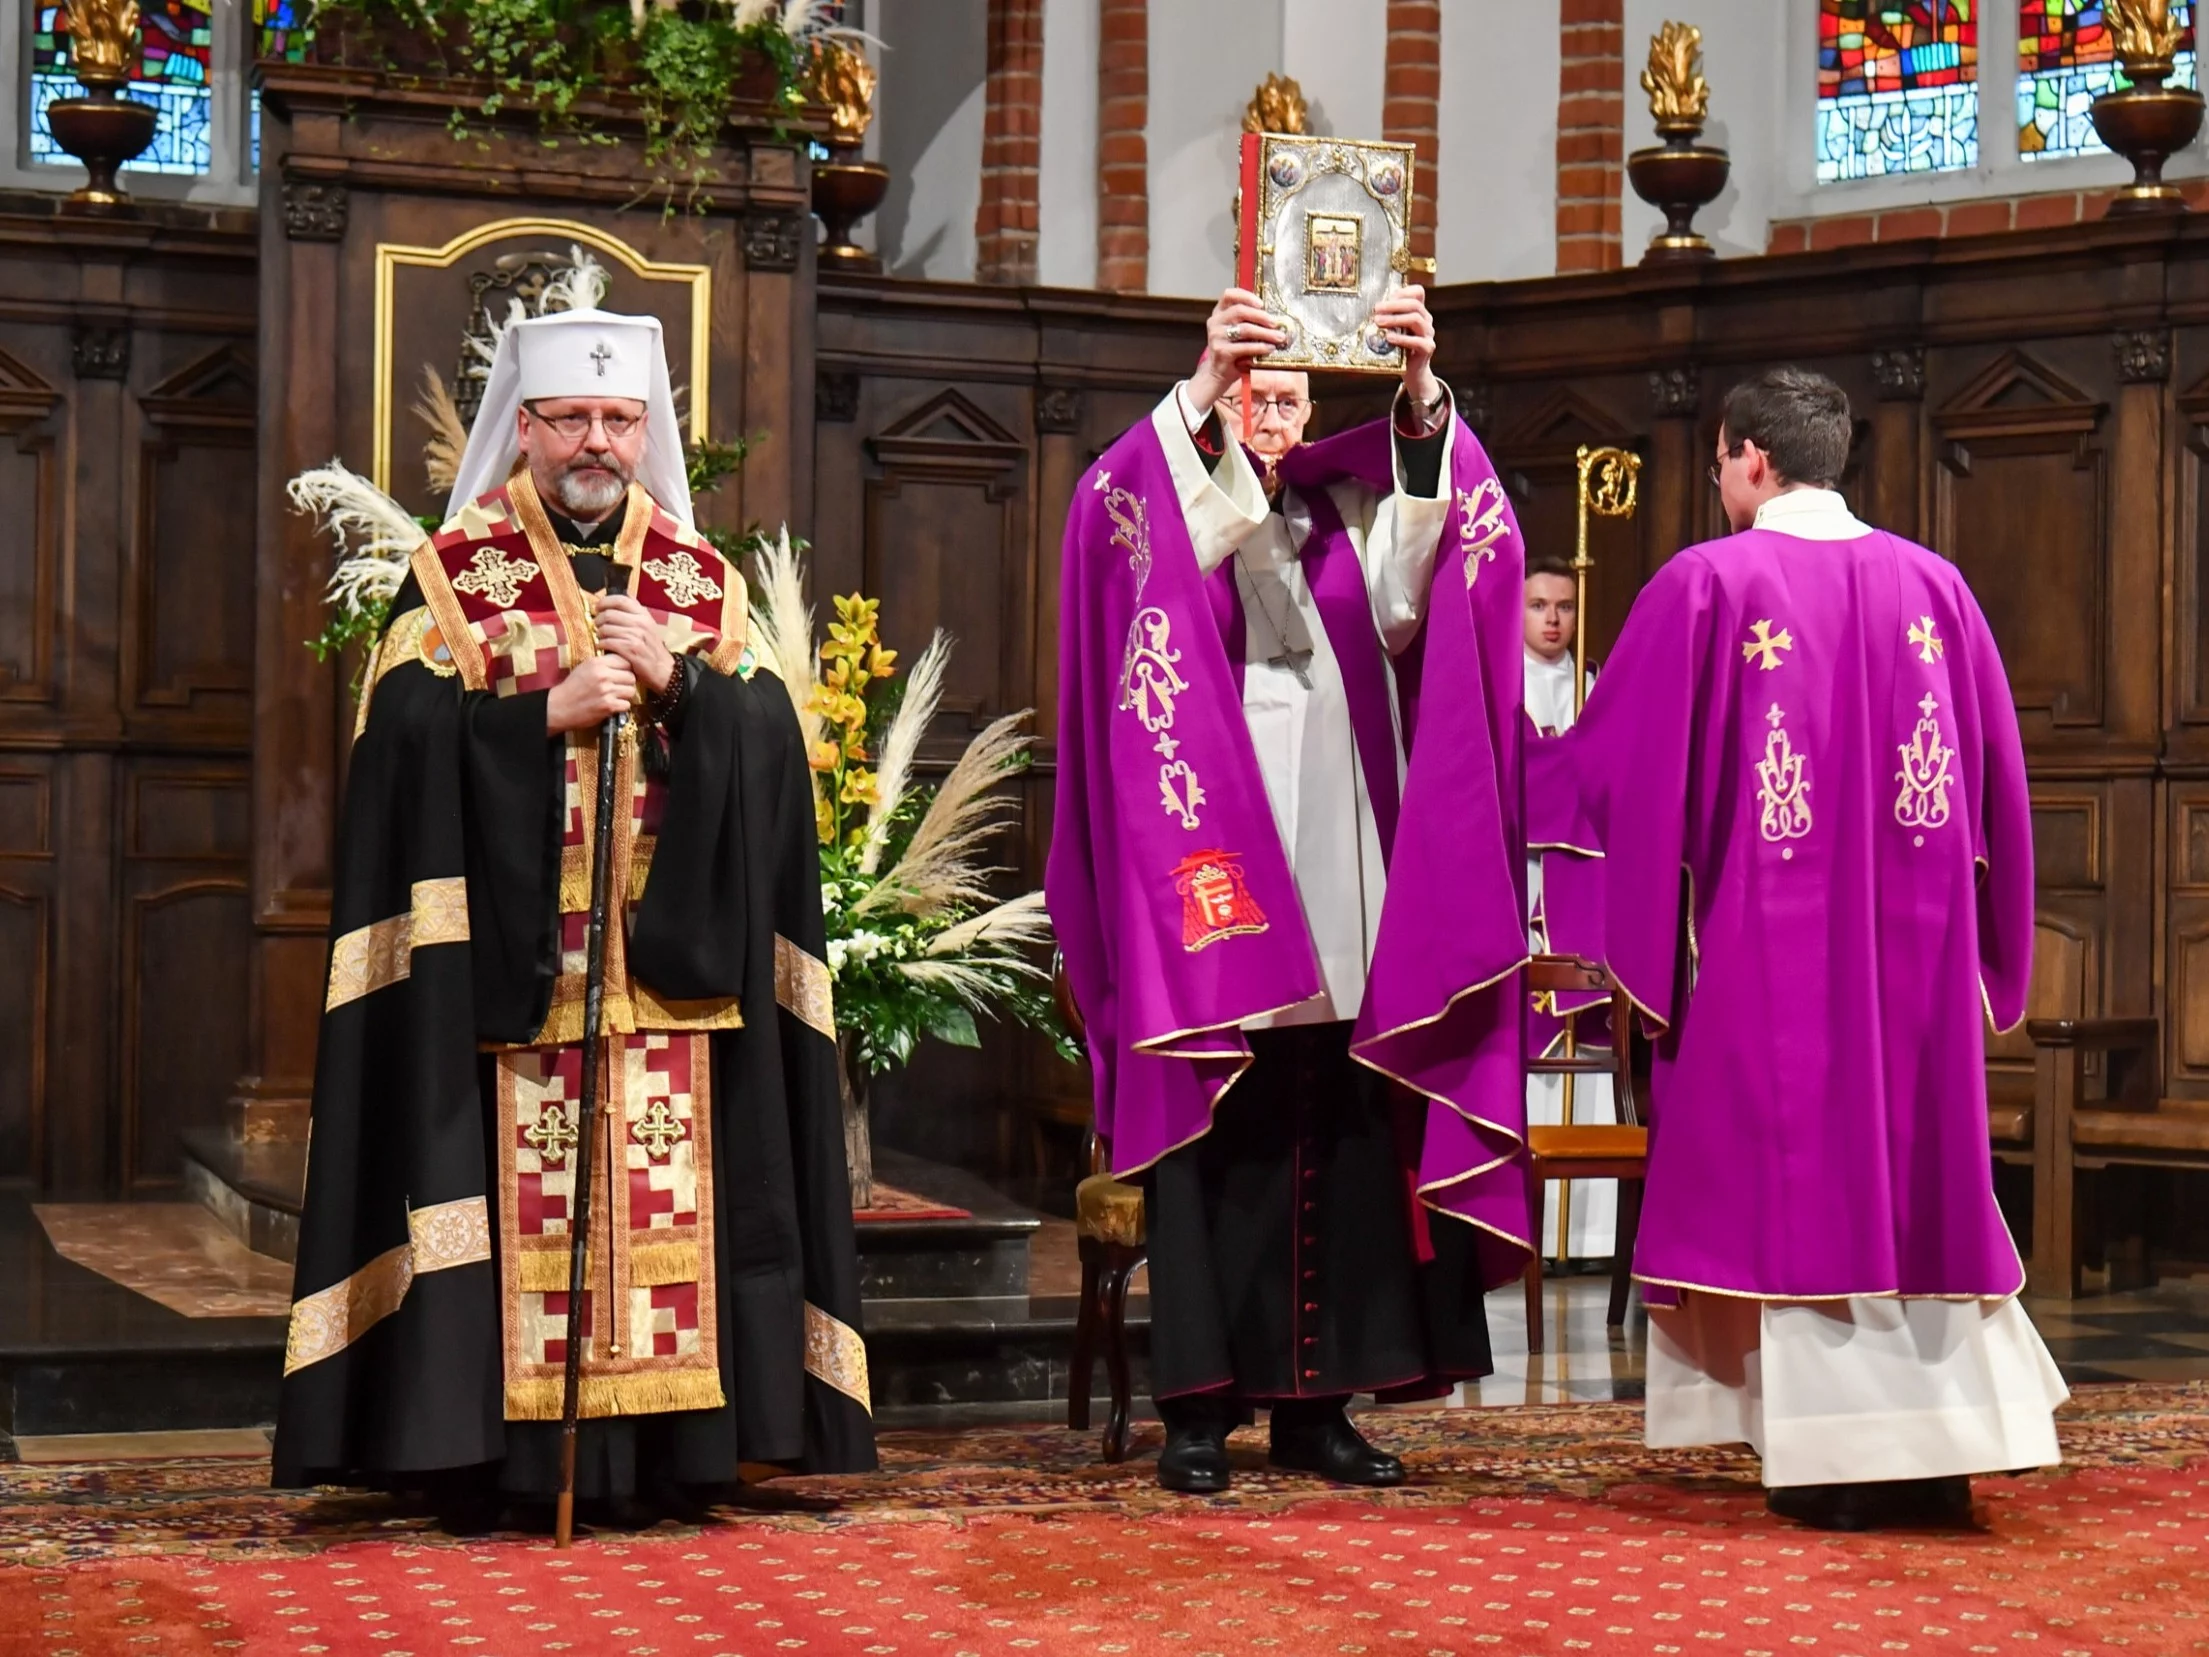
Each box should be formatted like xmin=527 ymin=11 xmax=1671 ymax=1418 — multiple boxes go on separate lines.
xmin=1742 ymin=619 xmax=1794 ymax=671
xmin=1908 ymin=616 xmax=1944 ymax=663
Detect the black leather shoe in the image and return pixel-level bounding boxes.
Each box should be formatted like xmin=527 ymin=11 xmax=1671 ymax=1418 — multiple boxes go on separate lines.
xmin=1157 ymin=1422 xmax=1232 ymax=1494
xmin=1268 ymin=1410 xmax=1404 ymax=1488
xmin=1768 ymin=1477 xmax=1976 ymax=1531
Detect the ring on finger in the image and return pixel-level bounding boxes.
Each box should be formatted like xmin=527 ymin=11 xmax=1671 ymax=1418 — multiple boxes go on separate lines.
xmin=1229 ymin=323 xmax=1243 ymax=343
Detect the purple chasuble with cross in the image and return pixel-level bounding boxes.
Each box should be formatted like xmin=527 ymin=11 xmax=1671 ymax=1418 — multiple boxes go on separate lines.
xmin=1527 ymin=526 xmax=2035 ymax=1303
xmin=1048 ymin=412 xmax=1532 ymax=1287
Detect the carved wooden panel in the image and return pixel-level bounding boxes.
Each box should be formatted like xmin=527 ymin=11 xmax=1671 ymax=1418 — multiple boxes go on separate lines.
xmin=1985 ymin=911 xmax=2094 ymax=1067
xmin=0 ymin=346 xmax=61 ymax=706
xmin=129 ymin=345 xmax=257 ymax=720
xmin=2030 ymin=794 xmax=2104 ymax=891
xmin=0 ymin=882 xmax=50 ymax=1185
xmin=128 ymin=771 xmax=251 ymax=862
xmin=2179 ymin=368 xmax=2209 ymax=727
xmin=122 ymin=879 xmax=251 ymax=1191
xmin=1932 ymin=352 xmax=2108 ymax=729
xmin=863 ymin=388 xmax=1030 ymax=735
xmin=1489 ymin=388 xmax=1643 ymax=662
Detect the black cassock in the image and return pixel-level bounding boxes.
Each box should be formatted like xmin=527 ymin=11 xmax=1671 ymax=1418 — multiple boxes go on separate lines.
xmin=273 ymin=537 xmax=876 ymax=1495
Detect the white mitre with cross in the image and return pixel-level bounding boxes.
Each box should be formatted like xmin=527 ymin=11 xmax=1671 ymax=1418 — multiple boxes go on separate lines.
xmin=444 ymin=306 xmax=695 ymax=527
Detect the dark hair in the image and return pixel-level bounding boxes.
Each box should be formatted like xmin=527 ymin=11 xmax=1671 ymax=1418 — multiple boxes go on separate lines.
xmin=1719 ymin=367 xmax=1852 ymax=488
xmin=1525 ymin=555 xmax=1575 ymax=583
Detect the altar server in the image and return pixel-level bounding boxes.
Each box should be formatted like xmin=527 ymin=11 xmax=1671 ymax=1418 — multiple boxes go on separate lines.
xmin=274 ymin=309 xmax=876 ymax=1527
xmin=1530 ymin=367 xmax=2065 ymax=1530
xmin=1048 ymin=286 xmax=1533 ymax=1495
xmin=1522 ymin=557 xmax=1615 ymax=1265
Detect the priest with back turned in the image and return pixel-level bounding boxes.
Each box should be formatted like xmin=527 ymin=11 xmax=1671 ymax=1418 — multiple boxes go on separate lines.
xmin=1049 ymin=285 xmax=1536 ymax=1495
xmin=1530 ymin=367 xmax=2067 ymax=1530
xmin=273 ymin=308 xmax=876 ymax=1525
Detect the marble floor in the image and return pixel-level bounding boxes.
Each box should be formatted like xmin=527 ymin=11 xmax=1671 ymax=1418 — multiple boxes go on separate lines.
xmin=31 ymin=1203 xmax=292 ymax=1320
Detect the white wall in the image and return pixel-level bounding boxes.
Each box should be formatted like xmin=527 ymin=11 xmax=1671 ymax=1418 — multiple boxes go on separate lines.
xmin=1038 ymin=0 xmax=1100 ymax=287
xmin=1437 ymin=0 xmax=1560 ymax=281
xmin=873 ymin=0 xmax=989 ymax=282
xmin=1147 ymin=0 xmax=1282 ymax=297
xmin=1283 ymin=0 xmax=1389 ymax=146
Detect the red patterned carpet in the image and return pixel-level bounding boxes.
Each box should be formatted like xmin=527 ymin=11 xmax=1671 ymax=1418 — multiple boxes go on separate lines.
xmin=4 ymin=1385 xmax=2208 ymax=1656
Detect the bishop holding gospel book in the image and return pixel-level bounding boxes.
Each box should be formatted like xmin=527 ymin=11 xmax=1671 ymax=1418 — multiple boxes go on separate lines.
xmin=1050 ymin=284 xmax=1538 ymax=1496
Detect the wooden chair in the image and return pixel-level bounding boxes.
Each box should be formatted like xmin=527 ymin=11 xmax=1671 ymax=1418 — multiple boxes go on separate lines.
xmin=2024 ymin=1016 xmax=2209 ymax=1299
xmin=1522 ymin=954 xmax=1645 ymax=1356
xmin=1054 ymin=957 xmax=1148 ymax=1462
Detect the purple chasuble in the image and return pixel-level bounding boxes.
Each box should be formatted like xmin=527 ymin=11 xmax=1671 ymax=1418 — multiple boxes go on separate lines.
xmin=1048 ymin=412 xmax=1529 ymax=1278
xmin=1528 ymin=527 xmax=2034 ymax=1302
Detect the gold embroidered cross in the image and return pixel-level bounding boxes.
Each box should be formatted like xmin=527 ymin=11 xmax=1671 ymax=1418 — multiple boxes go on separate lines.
xmin=1092 ymin=470 xmax=1112 ymax=492
xmin=643 ymin=549 xmax=724 ymax=608
xmin=1908 ymin=616 xmax=1944 ymax=664
xmin=1742 ymin=619 xmax=1794 ymax=672
xmin=524 ymin=1100 xmax=579 ymax=1167
xmin=1766 ymin=702 xmax=1785 ymax=728
xmin=451 ymin=545 xmax=538 ymax=610
xmin=630 ymin=1099 xmax=687 ymax=1160
xmin=1919 ymin=692 xmax=1940 ymax=718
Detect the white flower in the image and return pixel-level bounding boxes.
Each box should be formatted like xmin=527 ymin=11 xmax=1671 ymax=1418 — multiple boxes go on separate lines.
xmin=826 ymin=938 xmax=849 ymax=978
xmin=820 ymin=881 xmax=843 ymax=914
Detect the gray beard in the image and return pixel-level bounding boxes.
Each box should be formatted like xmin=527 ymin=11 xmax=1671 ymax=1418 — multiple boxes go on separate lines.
xmin=550 ymin=459 xmax=631 ymax=521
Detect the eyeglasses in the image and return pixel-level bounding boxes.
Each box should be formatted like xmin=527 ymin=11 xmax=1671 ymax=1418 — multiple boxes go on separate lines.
xmin=525 ymin=403 xmax=643 ymax=442
xmin=1707 ymin=442 xmax=1747 ymax=486
xmin=1219 ymin=394 xmax=1310 ymax=421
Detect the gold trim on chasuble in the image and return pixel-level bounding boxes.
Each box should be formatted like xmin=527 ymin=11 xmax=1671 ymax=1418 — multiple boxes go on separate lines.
xmin=774 ymin=934 xmax=837 ymax=1039
xmin=805 ymin=1303 xmax=872 ymax=1414
xmin=497 ymin=1030 xmax=724 ymax=1420
xmin=325 ymin=877 xmax=471 ymax=1010
xmin=284 ymin=1197 xmax=492 ymax=1375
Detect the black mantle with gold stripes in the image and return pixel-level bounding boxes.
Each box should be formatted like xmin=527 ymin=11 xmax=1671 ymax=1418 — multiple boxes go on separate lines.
xmin=272 ymin=485 xmax=876 ymax=1494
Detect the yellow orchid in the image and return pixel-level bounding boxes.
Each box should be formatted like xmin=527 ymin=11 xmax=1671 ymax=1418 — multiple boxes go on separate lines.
xmin=814 ymin=794 xmax=835 ymax=845
xmin=807 ymin=738 xmax=841 ymax=773
xmin=840 ymin=766 xmax=879 ymax=807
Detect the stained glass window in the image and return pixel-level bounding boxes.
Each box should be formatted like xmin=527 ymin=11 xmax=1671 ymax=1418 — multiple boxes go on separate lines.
xmin=1818 ymin=2 xmax=1981 ymax=181
xmin=256 ymin=0 xmax=309 ymax=62
xmin=29 ymin=1 xmax=215 ymax=177
xmin=2018 ymin=2 xmax=2197 ymax=159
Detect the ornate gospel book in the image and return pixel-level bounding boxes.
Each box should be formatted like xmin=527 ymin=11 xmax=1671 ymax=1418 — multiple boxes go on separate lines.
xmin=1235 ymin=131 xmax=1420 ymax=375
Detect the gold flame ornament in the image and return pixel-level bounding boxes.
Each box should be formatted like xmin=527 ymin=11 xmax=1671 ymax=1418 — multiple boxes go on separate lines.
xmin=1243 ymin=73 xmax=1310 ymax=136
xmin=1571 ymin=445 xmax=1642 ymax=714
xmin=2110 ymin=0 xmax=2186 ymax=69
xmin=808 ymin=39 xmax=879 ymax=148
xmin=69 ymin=0 xmax=140 ymax=87
xmin=1641 ymin=21 xmax=1712 ymax=132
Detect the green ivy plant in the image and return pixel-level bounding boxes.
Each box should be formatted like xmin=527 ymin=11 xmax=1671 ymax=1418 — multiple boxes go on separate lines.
xmin=300 ymin=0 xmax=817 ymax=191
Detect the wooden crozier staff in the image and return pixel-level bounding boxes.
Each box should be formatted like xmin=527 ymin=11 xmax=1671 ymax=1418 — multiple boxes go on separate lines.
xmin=1553 ymin=446 xmax=1642 ymax=1249
xmin=555 ymin=567 xmax=634 ymax=1549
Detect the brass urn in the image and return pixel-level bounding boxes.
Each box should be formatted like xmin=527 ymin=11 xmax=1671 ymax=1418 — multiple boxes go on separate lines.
xmin=808 ymin=41 xmax=890 ymax=273
xmin=44 ymin=0 xmax=158 ymax=210
xmin=1625 ymin=22 xmax=1731 ymax=263
xmin=2092 ymin=0 xmax=2206 ymax=214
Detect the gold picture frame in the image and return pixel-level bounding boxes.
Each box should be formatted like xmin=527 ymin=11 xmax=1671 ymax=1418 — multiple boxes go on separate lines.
xmin=371 ymin=216 xmax=713 ymax=495
xmin=1242 ymin=133 xmax=1417 ymax=375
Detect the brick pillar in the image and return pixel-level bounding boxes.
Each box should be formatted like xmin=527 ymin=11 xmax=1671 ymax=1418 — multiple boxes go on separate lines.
xmin=975 ymin=0 xmax=1044 ymax=285
xmin=1381 ymin=0 xmax=1441 ymax=270
xmin=1097 ymin=0 xmax=1148 ymax=293
xmin=1557 ymin=0 xmax=1625 ymax=274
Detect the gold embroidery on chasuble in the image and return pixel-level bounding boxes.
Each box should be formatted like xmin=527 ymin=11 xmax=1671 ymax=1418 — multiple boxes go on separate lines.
xmin=774 ymin=934 xmax=837 ymax=1040
xmin=1755 ymin=702 xmax=1813 ymax=847
xmin=420 ymin=481 xmax=754 ymax=1421
xmin=283 ymin=1196 xmax=490 ymax=1375
xmin=1908 ymin=615 xmax=1945 ymax=664
xmin=1101 ymin=482 xmax=1207 ymax=833
xmin=1742 ymin=619 xmax=1794 ymax=672
xmin=805 ymin=1302 xmax=873 ymax=1414
xmin=1456 ymin=476 xmax=1514 ymax=583
xmin=325 ymin=877 xmax=470 ymax=1010
xmin=1895 ymin=692 xmax=1956 ymax=831
xmin=497 ymin=1032 xmax=723 ymax=1420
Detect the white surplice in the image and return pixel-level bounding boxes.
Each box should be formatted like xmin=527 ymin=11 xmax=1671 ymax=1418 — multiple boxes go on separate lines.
xmin=1642 ymin=486 xmax=2069 ymax=1488
xmin=1152 ymin=385 xmax=1453 ymax=1027
xmin=1525 ymin=649 xmax=1615 ymax=1260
